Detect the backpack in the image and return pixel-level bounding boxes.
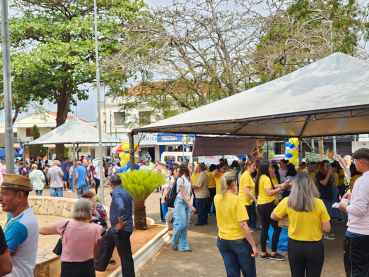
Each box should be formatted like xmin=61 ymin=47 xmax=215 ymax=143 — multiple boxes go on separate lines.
xmin=165 ymin=177 xmax=183 ymax=208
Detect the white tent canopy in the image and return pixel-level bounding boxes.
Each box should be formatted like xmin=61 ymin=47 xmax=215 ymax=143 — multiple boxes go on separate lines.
xmin=27 ymin=118 xmax=121 ymax=145
xmin=133 ymin=53 xmax=369 ymax=138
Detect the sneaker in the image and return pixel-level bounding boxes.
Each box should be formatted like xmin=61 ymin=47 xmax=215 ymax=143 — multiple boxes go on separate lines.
xmin=67 ymin=190 xmax=72 ymax=192
xmin=331 ymin=217 xmax=338 ymax=221
xmin=260 ymin=252 xmax=271 ymax=260
xmin=270 ymin=252 xmax=285 ymax=261
xmin=336 ymin=218 xmax=345 ymax=223
xmin=323 ymin=233 xmax=335 ymax=240
xmin=249 ymin=228 xmax=255 ymax=232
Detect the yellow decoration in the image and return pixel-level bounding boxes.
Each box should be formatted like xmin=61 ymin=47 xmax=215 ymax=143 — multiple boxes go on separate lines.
xmin=289 ymin=138 xmax=294 ymax=144
xmin=123 ymin=153 xmax=130 ymax=160
xmin=119 ymin=152 xmax=125 ymax=159
xmin=134 ymin=158 xmax=138 ymax=164
xmin=290 ymin=158 xmax=296 ymax=164
xmin=293 ymin=161 xmax=299 ymax=166
xmin=120 ymin=160 xmax=127 ymax=167
xmin=292 ymin=138 xmax=300 ymax=146
xmin=122 ymin=144 xmax=130 ymax=151
xmin=290 ymin=149 xmax=299 ymax=156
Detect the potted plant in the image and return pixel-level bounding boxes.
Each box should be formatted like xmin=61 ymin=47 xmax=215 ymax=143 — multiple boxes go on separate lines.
xmin=118 ymin=170 xmax=165 ymax=230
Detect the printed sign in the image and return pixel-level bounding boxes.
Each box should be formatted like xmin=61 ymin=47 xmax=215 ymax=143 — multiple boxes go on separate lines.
xmin=198 ymin=156 xmax=222 ymax=164
xmin=305 ymin=152 xmax=321 ymax=161
xmin=193 ymin=137 xmax=258 ymax=156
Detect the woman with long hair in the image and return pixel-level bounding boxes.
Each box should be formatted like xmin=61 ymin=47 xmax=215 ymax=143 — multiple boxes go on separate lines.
xmin=171 ymin=164 xmax=196 ymax=252
xmin=272 ymin=172 xmax=331 ymax=277
xmin=316 ymin=160 xmax=336 ymax=240
xmin=349 ymin=164 xmax=362 ymax=191
xmin=330 ymin=163 xmax=344 ymax=222
xmin=215 ymin=172 xmax=258 ymax=277
xmin=256 ymin=162 xmax=289 ymax=261
xmin=270 ymin=164 xmax=282 ymax=205
xmin=281 ymin=163 xmax=297 ymax=198
xmin=39 ymin=198 xmax=103 ymax=277
xmin=238 ymin=161 xmax=257 ymax=232
xmin=307 ymin=162 xmax=318 ymax=189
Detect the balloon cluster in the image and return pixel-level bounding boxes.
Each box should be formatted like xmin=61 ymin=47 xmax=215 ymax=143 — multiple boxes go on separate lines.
xmin=119 ymin=142 xmax=140 ymax=172
xmin=285 ymin=138 xmax=300 ymax=167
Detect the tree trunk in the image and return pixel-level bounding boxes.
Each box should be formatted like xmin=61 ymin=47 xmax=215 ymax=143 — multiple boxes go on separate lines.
xmin=134 ymin=202 xmax=147 ymax=230
xmin=318 ymin=137 xmax=324 ymax=161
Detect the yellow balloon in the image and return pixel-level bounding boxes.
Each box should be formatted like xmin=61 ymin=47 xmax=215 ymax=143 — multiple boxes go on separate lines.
xmin=121 ymin=141 xmax=126 ymax=146
xmin=293 ymin=161 xmax=299 ymax=166
xmin=120 ymin=160 xmax=127 ymax=167
xmin=134 ymin=158 xmax=138 ymax=164
xmin=289 ymin=158 xmax=296 ymax=164
xmin=292 ymin=154 xmax=299 ymax=160
xmin=289 ymin=138 xmax=294 ymax=144
xmin=122 ymin=144 xmax=130 ymax=152
xmin=119 ymin=152 xmax=125 ymax=159
xmin=290 ymin=149 xmax=299 ymax=156
xmin=134 ymin=144 xmax=138 ymax=149
xmin=123 ymin=153 xmax=130 ymax=160
xmin=293 ymin=138 xmax=300 ymax=146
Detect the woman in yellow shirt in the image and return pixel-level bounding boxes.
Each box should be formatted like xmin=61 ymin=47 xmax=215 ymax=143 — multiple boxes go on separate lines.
xmin=215 ymin=172 xmax=258 ymax=277
xmin=271 ymin=172 xmax=331 ymax=277
xmin=207 ymin=164 xmax=217 ymax=216
xmin=256 ymin=163 xmax=289 ymax=261
xmin=307 ymin=162 xmax=318 ymax=189
xmin=238 ymin=161 xmax=257 ymax=231
xmin=350 ymin=164 xmax=362 ymax=191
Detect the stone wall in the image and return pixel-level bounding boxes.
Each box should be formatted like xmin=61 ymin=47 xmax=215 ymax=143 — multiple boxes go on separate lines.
xmin=0 ymin=196 xmax=109 ymax=217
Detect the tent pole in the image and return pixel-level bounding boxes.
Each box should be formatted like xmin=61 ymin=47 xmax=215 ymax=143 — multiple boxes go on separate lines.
xmin=129 ymin=132 xmax=135 ymax=170
xmin=333 ymin=136 xmax=337 ymax=155
xmin=299 ymin=137 xmax=303 ymax=163
xmin=72 ymin=143 xmax=76 ymax=192
xmin=266 ymin=141 xmax=269 ymax=162
xmin=311 ymin=138 xmax=315 ymax=153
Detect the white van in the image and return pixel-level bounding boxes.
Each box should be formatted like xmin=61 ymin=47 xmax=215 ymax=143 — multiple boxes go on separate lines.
xmin=160 ymin=152 xmax=193 ymax=164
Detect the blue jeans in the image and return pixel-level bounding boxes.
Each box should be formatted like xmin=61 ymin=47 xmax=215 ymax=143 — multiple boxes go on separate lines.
xmin=69 ymin=174 xmax=74 ymax=190
xmin=196 ymin=198 xmax=208 ymax=224
xmin=77 ymin=185 xmax=84 ymax=198
xmin=332 ymin=188 xmax=343 ymax=219
xmin=84 ymin=183 xmax=90 ymax=193
xmin=172 ymin=198 xmax=191 ymax=251
xmin=50 ymin=187 xmax=63 ymax=197
xmin=217 ymin=238 xmax=256 ymax=277
xmin=322 ymin=198 xmax=332 ymax=217
xmin=250 ymin=201 xmax=257 ymax=229
xmin=35 ymin=190 xmax=43 ymax=196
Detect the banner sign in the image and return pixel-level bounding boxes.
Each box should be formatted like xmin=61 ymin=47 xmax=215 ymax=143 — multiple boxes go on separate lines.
xmin=198 ymin=156 xmax=222 ymax=164
xmin=193 ymin=137 xmax=258 ymax=156
xmin=305 ymin=152 xmax=321 ymax=161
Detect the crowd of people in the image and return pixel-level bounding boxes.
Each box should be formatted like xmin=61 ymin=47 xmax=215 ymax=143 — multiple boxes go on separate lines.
xmin=160 ymin=150 xmax=369 ymax=277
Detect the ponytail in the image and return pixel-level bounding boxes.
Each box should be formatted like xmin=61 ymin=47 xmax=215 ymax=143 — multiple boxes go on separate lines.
xmin=220 ymin=172 xmax=237 ymax=199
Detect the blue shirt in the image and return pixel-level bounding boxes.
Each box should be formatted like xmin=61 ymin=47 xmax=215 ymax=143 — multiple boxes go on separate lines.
xmin=109 ymin=186 xmax=133 ymax=233
xmin=61 ymin=162 xmax=69 ymax=176
xmin=75 ymin=166 xmax=86 ymax=185
xmin=166 ymin=159 xmax=174 ymax=171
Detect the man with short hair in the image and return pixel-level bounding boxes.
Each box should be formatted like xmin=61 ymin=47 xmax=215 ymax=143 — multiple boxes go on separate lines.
xmin=61 ymin=157 xmax=69 ymax=191
xmin=86 ymin=153 xmax=92 ymax=161
xmin=140 ymin=160 xmax=151 ymax=172
xmin=339 ymin=148 xmax=369 ymax=276
xmin=95 ymin=174 xmax=134 ymax=277
xmin=166 ymin=156 xmax=174 ymax=172
xmin=0 ymin=174 xmax=39 ymax=277
xmin=83 ymin=159 xmax=91 ymax=193
xmin=74 ymin=161 xmax=88 ymax=198
xmin=191 ymin=164 xmax=209 ymax=226
xmin=47 ymin=160 xmax=64 ymax=197
xmin=296 ymin=162 xmax=307 ymax=173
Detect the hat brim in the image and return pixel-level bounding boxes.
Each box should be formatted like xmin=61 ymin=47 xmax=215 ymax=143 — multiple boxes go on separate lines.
xmin=0 ymin=183 xmax=33 ymax=192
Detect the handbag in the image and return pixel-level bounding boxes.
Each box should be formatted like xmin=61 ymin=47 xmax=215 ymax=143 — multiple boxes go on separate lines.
xmin=53 ymin=221 xmax=69 ymax=255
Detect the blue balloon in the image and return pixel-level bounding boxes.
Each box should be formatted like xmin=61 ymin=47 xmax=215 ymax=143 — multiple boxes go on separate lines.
xmin=285 ymin=153 xmax=293 ymax=158
xmin=135 ymin=164 xmax=140 ymax=170
xmin=289 ymin=143 xmax=295 ymax=149
xmin=120 ymin=166 xmax=128 ymax=172
xmin=126 ymin=161 xmax=131 ymax=168
xmin=285 ymin=142 xmax=291 ymax=147
xmin=123 ymin=151 xmax=129 ymax=154
xmin=291 ymin=164 xmax=296 ymax=167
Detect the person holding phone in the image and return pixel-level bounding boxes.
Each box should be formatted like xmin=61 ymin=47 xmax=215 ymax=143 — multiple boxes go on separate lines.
xmin=331 ymin=163 xmax=344 ymax=222
xmin=215 ymin=172 xmax=258 ymax=277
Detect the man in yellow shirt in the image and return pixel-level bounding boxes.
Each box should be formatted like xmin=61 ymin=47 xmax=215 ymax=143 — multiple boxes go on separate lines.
xmin=206 ymin=165 xmax=217 ymax=215
xmin=296 ymin=162 xmax=307 ymax=173
xmin=212 ymin=163 xmax=237 ymax=195
xmin=191 ymin=164 xmax=209 ymax=226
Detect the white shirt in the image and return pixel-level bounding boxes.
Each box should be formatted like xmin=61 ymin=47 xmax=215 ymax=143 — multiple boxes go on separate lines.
xmin=140 ymin=165 xmax=151 ymax=172
xmin=14 ymin=164 xmax=19 ymax=175
xmin=94 ymin=166 xmax=100 ymax=180
xmin=176 ymin=175 xmax=192 ymax=201
xmin=279 ymin=168 xmax=287 ymax=183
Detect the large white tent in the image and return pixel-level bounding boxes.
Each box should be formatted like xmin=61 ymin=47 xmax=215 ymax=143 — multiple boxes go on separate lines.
xmin=132 ymin=53 xmax=369 ymax=138
xmin=27 ymin=118 xmax=120 ymax=145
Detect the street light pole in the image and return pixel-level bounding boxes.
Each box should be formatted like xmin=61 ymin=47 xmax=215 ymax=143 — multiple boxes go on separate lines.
xmin=1 ymin=0 xmax=14 ymax=174
xmin=322 ymin=20 xmax=336 ymax=155
xmin=94 ymin=0 xmax=104 ymax=205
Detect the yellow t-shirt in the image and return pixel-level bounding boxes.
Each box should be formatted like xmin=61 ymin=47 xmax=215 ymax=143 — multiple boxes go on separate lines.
xmin=215 ymin=171 xmax=224 ymax=194
xmin=207 ymin=172 xmax=216 ymax=189
xmin=191 ymin=172 xmax=199 ymax=185
xmin=350 ymin=175 xmax=361 ymax=191
xmin=271 ymin=176 xmax=279 ymax=205
xmin=334 ymin=172 xmax=339 ymax=187
xmin=273 ymin=197 xmax=330 ymax=241
xmin=238 ymin=171 xmax=255 ymax=206
xmin=214 ymin=194 xmax=249 ymax=240
xmin=309 ymin=172 xmax=318 ymax=190
xmin=338 ymin=168 xmax=346 ymax=186
xmin=257 ymin=175 xmax=275 ymax=205
xmin=296 ymin=167 xmax=308 ymax=173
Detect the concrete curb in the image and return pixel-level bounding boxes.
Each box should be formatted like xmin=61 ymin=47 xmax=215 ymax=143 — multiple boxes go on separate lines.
xmin=108 ymin=218 xmax=170 ymax=277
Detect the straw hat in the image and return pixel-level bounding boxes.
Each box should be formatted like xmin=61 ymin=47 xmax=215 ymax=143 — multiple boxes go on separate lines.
xmin=0 ymin=174 xmax=33 ymax=191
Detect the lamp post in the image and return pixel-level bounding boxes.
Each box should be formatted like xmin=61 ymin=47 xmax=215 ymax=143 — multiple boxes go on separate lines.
xmin=322 ymin=20 xmax=336 ymax=155
xmin=1 ymin=0 xmax=14 ymax=174
xmin=94 ymin=0 xmax=105 ymax=205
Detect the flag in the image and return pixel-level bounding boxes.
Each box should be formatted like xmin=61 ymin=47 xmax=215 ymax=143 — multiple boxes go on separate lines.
xmin=18 ymin=144 xmax=24 ymax=155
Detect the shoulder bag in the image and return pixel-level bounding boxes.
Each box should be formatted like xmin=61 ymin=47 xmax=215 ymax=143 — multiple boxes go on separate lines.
xmin=52 ymin=221 xmax=70 ymax=255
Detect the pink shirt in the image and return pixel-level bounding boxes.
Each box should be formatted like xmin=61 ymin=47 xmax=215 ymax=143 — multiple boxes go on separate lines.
xmin=347 ymin=171 xmax=369 ymax=235
xmin=1 ymin=165 xmax=6 ymax=176
xmin=55 ymin=221 xmax=101 ymax=262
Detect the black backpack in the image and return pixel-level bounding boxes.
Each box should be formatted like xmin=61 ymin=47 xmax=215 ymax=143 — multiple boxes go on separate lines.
xmin=165 ymin=177 xmax=183 ymax=208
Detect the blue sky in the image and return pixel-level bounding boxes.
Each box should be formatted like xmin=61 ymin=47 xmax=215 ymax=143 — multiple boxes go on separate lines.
xmin=0 ymin=0 xmax=172 ymax=124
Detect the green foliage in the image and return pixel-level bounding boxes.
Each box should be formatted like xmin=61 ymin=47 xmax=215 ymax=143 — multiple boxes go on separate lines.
xmin=28 ymin=125 xmax=48 ymax=158
xmin=118 ymin=170 xmax=165 ymax=203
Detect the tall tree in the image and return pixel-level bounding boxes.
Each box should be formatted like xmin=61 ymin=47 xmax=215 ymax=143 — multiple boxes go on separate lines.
xmin=5 ymin=0 xmax=146 ymax=156
xmin=28 ymin=125 xmax=48 ymax=159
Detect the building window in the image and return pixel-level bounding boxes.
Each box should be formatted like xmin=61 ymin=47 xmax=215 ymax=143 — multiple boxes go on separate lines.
xmin=114 ymin=112 xmax=125 ymax=126
xmin=139 ymin=111 xmax=151 ymax=126
xmin=26 ymin=128 xmax=32 ymax=137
